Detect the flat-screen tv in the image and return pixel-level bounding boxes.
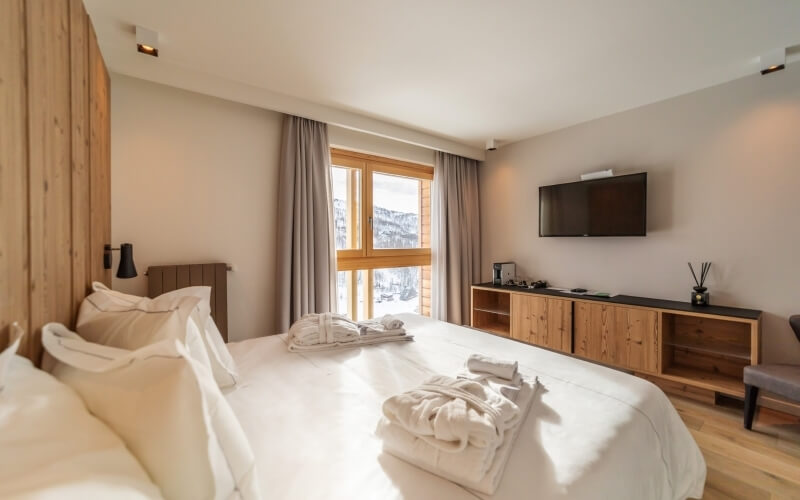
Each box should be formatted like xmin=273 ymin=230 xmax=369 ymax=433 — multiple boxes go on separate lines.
xmin=539 ymin=172 xmax=647 ymax=237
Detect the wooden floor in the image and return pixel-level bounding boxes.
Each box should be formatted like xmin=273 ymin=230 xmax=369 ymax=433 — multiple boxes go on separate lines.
xmin=669 ymin=395 xmax=800 ymax=499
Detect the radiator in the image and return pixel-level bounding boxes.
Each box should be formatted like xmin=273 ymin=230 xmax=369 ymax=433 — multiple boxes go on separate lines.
xmin=146 ymin=263 xmax=229 ymax=342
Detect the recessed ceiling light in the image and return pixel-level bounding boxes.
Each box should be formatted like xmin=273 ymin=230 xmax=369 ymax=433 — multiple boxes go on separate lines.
xmin=136 ymin=26 xmax=159 ymax=57
xmin=760 ymin=48 xmax=785 ymax=75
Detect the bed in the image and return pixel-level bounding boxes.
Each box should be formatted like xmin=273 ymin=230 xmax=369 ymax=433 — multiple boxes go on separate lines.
xmin=225 ymin=313 xmax=706 ymax=500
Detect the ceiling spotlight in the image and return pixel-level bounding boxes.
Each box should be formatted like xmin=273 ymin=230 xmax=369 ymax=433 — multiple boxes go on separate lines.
xmin=486 ymin=138 xmax=497 ymax=151
xmin=760 ymin=48 xmax=785 ymax=75
xmin=136 ymin=26 xmax=159 ymax=57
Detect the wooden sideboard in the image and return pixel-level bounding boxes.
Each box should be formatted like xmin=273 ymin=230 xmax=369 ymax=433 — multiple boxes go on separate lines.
xmin=471 ymin=284 xmax=762 ymax=400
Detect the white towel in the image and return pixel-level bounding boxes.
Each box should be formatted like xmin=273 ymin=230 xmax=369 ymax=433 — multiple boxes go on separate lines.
xmin=357 ymin=315 xmax=406 ymax=335
xmin=376 ymin=376 xmax=537 ymax=495
xmin=379 ymin=314 xmax=404 ymax=330
xmin=466 ymin=353 xmax=518 ymax=380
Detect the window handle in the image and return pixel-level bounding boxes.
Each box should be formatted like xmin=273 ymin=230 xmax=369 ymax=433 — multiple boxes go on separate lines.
xmin=368 ymin=216 xmax=373 ymax=229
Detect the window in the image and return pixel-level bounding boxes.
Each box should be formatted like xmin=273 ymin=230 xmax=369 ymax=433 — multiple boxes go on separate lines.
xmin=331 ymin=149 xmax=432 ymax=321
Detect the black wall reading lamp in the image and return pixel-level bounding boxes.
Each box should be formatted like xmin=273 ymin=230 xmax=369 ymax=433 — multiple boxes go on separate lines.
xmin=104 ymin=243 xmax=138 ymax=279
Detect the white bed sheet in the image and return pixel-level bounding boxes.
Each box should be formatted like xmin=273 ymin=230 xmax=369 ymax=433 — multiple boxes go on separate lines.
xmin=226 ymin=314 xmax=705 ymax=500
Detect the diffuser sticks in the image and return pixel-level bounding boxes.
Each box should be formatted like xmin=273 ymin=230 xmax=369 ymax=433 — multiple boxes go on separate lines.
xmin=688 ymin=262 xmax=711 ymax=289
xmin=688 ymin=261 xmax=711 ymax=306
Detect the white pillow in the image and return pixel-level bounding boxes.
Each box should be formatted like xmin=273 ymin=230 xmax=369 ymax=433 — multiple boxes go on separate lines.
xmin=86 ymin=282 xmax=238 ymax=388
xmin=42 ymin=323 xmax=259 ymax=500
xmin=0 ymin=327 xmax=162 ymax=499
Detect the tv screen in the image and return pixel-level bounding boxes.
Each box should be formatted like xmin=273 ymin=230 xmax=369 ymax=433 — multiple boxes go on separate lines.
xmin=539 ymin=173 xmax=647 ymax=237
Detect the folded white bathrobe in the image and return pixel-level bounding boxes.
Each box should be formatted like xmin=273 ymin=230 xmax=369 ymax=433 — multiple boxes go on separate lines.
xmin=376 ymin=375 xmax=537 ymax=495
xmin=379 ymin=376 xmax=521 ymax=477
xmin=288 ymin=313 xmax=360 ymax=346
xmin=287 ymin=313 xmax=412 ymax=352
xmin=457 ymin=370 xmax=523 ymax=402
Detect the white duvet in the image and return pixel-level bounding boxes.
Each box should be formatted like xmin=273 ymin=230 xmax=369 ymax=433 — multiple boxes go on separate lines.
xmin=226 ymin=314 xmax=705 ymax=500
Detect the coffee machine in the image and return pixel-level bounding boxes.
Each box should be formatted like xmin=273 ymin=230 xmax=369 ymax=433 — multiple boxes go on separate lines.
xmin=492 ymin=262 xmax=515 ymax=286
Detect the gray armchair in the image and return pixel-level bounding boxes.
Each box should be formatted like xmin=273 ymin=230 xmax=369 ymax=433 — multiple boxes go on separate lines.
xmin=743 ymin=315 xmax=800 ymax=429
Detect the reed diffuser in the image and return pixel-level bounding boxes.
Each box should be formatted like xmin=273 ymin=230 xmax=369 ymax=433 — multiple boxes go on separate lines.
xmin=688 ymin=262 xmax=711 ymax=306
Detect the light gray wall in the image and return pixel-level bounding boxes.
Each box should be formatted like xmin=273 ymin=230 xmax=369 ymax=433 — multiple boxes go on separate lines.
xmin=480 ymin=63 xmax=800 ymax=363
xmin=329 ymin=125 xmax=435 ymax=166
xmin=110 ymin=74 xmax=434 ymax=341
xmin=110 ymin=74 xmax=282 ymax=341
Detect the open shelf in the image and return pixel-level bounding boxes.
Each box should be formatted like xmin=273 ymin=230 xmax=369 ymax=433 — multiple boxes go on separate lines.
xmin=472 ymin=288 xmax=511 ymax=337
xmin=473 ymin=306 xmax=511 ymax=316
xmin=663 ymin=340 xmax=751 ymax=360
xmin=477 ymin=321 xmax=512 ymax=337
xmin=659 ymin=311 xmax=754 ymax=395
xmin=659 ymin=366 xmax=745 ymax=398
xmin=661 ymin=312 xmax=753 ymax=359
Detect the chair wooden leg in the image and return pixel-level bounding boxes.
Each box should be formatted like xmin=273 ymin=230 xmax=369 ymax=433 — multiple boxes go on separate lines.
xmin=744 ymin=384 xmax=759 ymax=430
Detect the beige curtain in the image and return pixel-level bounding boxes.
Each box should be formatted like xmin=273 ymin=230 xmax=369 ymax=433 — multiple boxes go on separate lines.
xmin=431 ymin=151 xmax=481 ymax=325
xmin=275 ymin=115 xmax=337 ymax=332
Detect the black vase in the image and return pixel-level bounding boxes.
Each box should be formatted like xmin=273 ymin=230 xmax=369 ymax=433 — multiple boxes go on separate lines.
xmin=691 ymin=286 xmax=709 ymax=306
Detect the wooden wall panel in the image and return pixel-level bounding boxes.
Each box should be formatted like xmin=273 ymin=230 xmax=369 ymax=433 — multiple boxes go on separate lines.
xmin=26 ymin=0 xmax=73 ymax=361
xmin=0 ymin=0 xmax=30 ymax=349
xmin=89 ymin=21 xmax=111 ymax=287
xmin=0 ymin=0 xmax=110 ymax=361
xmin=70 ymin=0 xmax=91 ymax=320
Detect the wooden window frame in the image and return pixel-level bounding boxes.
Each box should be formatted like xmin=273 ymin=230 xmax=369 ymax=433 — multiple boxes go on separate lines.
xmin=331 ymin=148 xmax=433 ymax=319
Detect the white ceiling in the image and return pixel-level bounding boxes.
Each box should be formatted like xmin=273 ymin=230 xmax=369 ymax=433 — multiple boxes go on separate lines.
xmin=86 ymin=0 xmax=800 ymax=152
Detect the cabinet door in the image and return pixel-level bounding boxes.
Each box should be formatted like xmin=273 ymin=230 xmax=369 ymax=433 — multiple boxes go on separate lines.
xmin=618 ymin=306 xmax=659 ymax=373
xmin=545 ymin=298 xmax=572 ymax=353
xmin=511 ymin=294 xmax=547 ymax=346
xmin=574 ymin=302 xmax=617 ymax=363
xmin=574 ymin=302 xmax=658 ymax=373
xmin=512 ymin=295 xmax=572 ymax=353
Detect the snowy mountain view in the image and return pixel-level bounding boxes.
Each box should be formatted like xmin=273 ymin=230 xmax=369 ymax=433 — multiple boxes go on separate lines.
xmin=333 ymin=199 xmax=419 ymax=250
xmin=333 ymin=197 xmax=422 ymax=319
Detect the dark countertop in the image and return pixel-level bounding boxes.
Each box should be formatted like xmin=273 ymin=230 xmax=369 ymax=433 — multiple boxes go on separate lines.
xmin=473 ymin=282 xmax=762 ymax=320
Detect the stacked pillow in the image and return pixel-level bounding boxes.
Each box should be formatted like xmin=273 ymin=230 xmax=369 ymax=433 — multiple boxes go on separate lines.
xmin=33 ymin=285 xmax=261 ymax=499
xmin=0 ymin=324 xmax=163 ymax=499
xmin=42 ymin=323 xmax=259 ymax=500
xmin=76 ymin=282 xmax=238 ymax=388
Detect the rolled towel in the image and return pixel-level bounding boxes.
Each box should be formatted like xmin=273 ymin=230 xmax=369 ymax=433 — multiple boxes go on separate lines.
xmin=380 ymin=314 xmax=404 ymax=330
xmin=466 ymin=354 xmax=518 ymax=381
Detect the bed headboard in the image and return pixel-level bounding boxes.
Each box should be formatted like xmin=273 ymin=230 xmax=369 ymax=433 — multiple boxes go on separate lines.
xmin=147 ymin=263 xmax=230 ymax=342
xmin=0 ymin=0 xmax=110 ymax=363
